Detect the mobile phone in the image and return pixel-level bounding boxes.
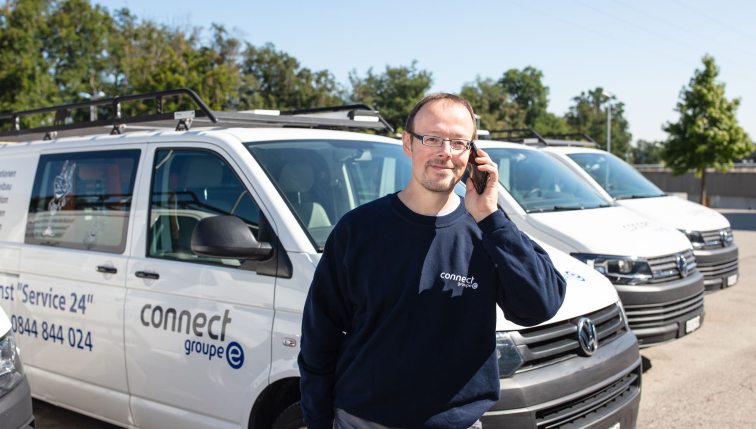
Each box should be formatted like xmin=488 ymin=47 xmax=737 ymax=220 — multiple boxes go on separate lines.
xmin=467 ymin=142 xmax=489 ymax=195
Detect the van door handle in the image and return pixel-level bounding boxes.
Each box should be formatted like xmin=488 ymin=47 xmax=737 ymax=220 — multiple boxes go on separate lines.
xmin=96 ymin=266 xmax=117 ymax=274
xmin=135 ymin=271 xmax=160 ymax=280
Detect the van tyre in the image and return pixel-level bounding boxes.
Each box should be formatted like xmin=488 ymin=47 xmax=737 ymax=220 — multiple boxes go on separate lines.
xmin=271 ymin=402 xmax=305 ymax=429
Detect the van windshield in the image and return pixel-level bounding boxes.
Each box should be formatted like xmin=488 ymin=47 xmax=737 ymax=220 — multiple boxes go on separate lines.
xmin=484 ymin=147 xmax=611 ymax=213
xmin=567 ymin=152 xmax=666 ymax=199
xmin=246 ymin=140 xmax=412 ymax=250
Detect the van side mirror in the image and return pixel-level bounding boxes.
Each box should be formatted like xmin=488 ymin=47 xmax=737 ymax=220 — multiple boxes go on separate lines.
xmin=191 ymin=216 xmax=273 ymax=260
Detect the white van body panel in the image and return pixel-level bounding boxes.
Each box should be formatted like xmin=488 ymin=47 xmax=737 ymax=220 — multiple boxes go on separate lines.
xmin=541 ymin=147 xmax=731 ymax=232
xmin=473 ymin=141 xmax=694 ymax=258
xmin=0 ymin=151 xmax=38 ymax=244
xmin=0 ymin=305 xmax=10 ymax=336
xmin=0 ymin=152 xmax=39 ymax=275
xmin=14 ymin=142 xmax=145 ymax=426
xmin=25 ymin=366 xmax=134 ymax=427
xmin=617 ymin=196 xmax=730 ymax=231
xmin=268 ymin=252 xmax=314 ymax=386
xmin=495 ymin=238 xmax=618 ymax=332
xmin=124 ymin=141 xmax=274 ymax=428
xmin=521 ymin=206 xmax=692 ymax=257
xmin=269 ymin=309 xmax=304 ymax=384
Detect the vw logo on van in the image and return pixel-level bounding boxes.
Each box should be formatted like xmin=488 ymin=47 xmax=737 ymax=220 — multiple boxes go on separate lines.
xmin=577 ymin=318 xmax=598 ymax=356
xmin=720 ymin=229 xmax=731 ymax=247
xmin=676 ymin=253 xmax=688 ymax=278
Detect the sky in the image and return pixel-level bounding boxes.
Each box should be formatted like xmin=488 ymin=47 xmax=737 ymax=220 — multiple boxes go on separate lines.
xmin=94 ymin=0 xmax=756 ymax=145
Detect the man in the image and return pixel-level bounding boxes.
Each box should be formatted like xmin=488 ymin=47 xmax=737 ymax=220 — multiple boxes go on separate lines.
xmin=298 ymin=93 xmax=566 ymax=428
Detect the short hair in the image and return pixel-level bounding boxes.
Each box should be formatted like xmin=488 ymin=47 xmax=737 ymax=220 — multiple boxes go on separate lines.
xmin=404 ymin=93 xmax=477 ymax=140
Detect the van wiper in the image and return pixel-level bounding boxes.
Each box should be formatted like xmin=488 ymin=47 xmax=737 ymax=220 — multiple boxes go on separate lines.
xmin=526 ymin=206 xmax=585 ymax=213
xmin=615 ymin=194 xmax=667 ymax=200
xmin=552 ymin=206 xmax=585 ymax=211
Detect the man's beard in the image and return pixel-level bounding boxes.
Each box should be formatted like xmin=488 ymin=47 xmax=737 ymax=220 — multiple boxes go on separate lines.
xmin=419 ymin=161 xmax=462 ymax=193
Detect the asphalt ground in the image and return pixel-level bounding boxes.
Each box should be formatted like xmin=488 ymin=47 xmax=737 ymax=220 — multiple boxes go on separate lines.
xmin=29 ymin=209 xmax=756 ymax=428
xmin=636 ymin=209 xmax=756 ymax=429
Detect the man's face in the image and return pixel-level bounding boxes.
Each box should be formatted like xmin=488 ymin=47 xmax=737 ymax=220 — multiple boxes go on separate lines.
xmin=402 ymin=100 xmax=475 ymax=193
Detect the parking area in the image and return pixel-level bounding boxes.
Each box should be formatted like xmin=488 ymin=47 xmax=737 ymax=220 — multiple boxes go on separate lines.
xmin=29 ymin=209 xmax=756 ymax=428
xmin=637 ymin=209 xmax=756 ymax=429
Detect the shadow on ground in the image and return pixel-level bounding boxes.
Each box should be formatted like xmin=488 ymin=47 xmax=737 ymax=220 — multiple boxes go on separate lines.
xmin=721 ymin=212 xmax=756 ymax=231
xmin=33 ymin=399 xmax=119 ymax=429
xmin=641 ymin=355 xmax=652 ymax=374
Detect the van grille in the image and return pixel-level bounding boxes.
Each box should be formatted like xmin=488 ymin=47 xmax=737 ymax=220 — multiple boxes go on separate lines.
xmin=697 ymin=257 xmax=738 ymax=282
xmin=624 ymin=291 xmax=704 ymax=330
xmin=510 ymin=303 xmax=627 ymax=373
xmin=700 ymin=228 xmax=734 ymax=249
xmin=535 ymin=366 xmax=641 ymax=429
xmin=646 ymin=249 xmax=696 ymax=284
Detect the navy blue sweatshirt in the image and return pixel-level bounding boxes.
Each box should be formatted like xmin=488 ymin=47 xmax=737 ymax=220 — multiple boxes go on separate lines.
xmin=298 ymin=193 xmax=566 ymax=429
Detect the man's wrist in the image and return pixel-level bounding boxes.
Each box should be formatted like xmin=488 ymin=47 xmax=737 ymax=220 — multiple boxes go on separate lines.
xmin=476 ymin=210 xmax=509 ymax=236
xmin=471 ymin=208 xmax=497 ymax=224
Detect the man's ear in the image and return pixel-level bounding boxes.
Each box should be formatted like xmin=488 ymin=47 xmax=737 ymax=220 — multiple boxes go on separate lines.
xmin=402 ymin=131 xmax=413 ymax=158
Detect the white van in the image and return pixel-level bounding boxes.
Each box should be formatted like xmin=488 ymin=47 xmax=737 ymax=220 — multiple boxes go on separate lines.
xmin=472 ymin=137 xmax=706 ymax=347
xmin=0 ymin=90 xmax=639 ymax=429
xmin=540 ymin=145 xmax=739 ymax=292
xmin=0 ymin=305 xmax=34 ymax=428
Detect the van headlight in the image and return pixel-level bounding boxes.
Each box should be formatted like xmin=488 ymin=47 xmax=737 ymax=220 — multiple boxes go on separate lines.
xmin=0 ymin=331 xmax=24 ymax=397
xmin=679 ymin=230 xmax=706 ymax=249
xmin=571 ymin=254 xmax=653 ymax=285
xmin=495 ymin=332 xmax=524 ymax=378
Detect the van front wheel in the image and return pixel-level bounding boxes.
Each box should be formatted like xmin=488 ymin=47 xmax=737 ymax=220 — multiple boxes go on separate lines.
xmin=271 ymin=402 xmax=305 ymax=429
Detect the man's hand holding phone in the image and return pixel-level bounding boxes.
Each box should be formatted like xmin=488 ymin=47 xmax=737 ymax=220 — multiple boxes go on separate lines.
xmin=465 ymin=146 xmax=499 ymax=223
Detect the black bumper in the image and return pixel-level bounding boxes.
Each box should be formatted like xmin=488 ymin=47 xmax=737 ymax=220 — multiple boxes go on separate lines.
xmin=0 ymin=375 xmax=34 ymax=429
xmin=482 ymin=329 xmax=640 ymax=428
xmin=616 ymin=271 xmax=706 ymax=347
xmin=694 ymin=244 xmax=739 ymax=292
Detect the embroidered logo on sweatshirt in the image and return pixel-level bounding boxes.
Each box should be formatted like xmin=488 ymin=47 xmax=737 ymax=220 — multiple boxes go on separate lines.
xmin=440 ymin=272 xmax=478 ymax=289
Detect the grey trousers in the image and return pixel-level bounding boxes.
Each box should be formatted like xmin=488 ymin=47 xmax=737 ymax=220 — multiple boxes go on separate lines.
xmin=334 ymin=408 xmax=483 ymax=429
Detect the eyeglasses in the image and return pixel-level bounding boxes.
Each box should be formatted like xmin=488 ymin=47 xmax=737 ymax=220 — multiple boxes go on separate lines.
xmin=408 ymin=132 xmax=472 ymax=152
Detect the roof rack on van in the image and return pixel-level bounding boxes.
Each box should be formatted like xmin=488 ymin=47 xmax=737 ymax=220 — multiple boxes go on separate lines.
xmin=476 ymin=130 xmax=491 ymax=140
xmin=488 ymin=128 xmax=548 ymax=145
xmin=540 ymin=133 xmax=599 ymax=148
xmin=0 ymin=88 xmax=394 ymax=143
xmin=488 ymin=128 xmax=599 ymax=148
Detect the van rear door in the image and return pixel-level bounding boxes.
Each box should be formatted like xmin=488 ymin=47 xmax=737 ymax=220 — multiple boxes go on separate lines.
xmin=18 ymin=146 xmax=144 ymax=426
xmin=124 ymin=142 xmax=276 ymax=428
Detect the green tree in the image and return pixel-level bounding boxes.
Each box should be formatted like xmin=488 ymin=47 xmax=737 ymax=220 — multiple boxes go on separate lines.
xmin=239 ymin=42 xmax=344 ymax=111
xmin=43 ymin=0 xmax=115 ymax=119
xmin=566 ymin=87 xmax=632 ymax=159
xmin=499 ymin=66 xmax=549 ymax=127
xmin=475 ymin=66 xmax=570 ymax=137
xmin=1 ymin=1 xmax=249 ymax=125
xmin=188 ymin=24 xmax=242 ymax=110
xmin=0 ymin=0 xmax=56 ymax=129
xmin=110 ymin=14 xmax=242 ymax=114
xmin=108 ymin=8 xmax=195 ymax=114
xmin=632 ymin=140 xmax=663 ymax=165
xmin=531 ymin=112 xmax=571 ymax=136
xmin=661 ymin=55 xmax=753 ymax=204
xmin=740 ymin=150 xmax=756 ymax=163
xmin=349 ymin=61 xmax=432 ymax=132
xmin=460 ymin=77 xmax=524 ymax=131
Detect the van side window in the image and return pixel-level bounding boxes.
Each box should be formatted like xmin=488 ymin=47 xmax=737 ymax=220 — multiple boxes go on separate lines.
xmin=148 ymin=149 xmax=260 ymax=267
xmin=26 ymin=149 xmax=141 ymax=253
